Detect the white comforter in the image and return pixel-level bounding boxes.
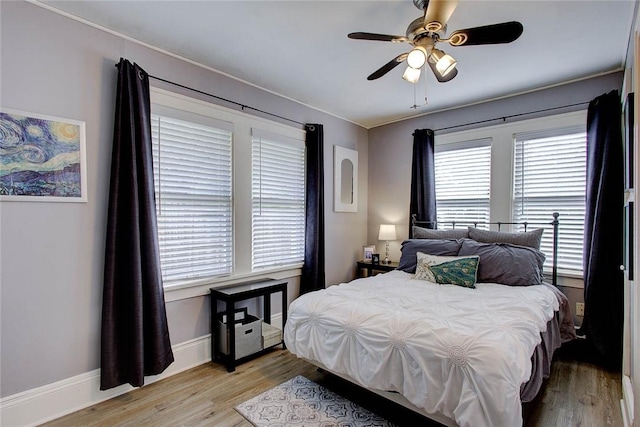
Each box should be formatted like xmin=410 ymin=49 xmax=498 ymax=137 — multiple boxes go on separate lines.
xmin=284 ymin=270 xmax=560 ymax=427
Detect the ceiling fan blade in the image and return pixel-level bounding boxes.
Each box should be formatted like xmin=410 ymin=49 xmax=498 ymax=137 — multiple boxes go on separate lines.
xmin=348 ymin=32 xmax=408 ymax=43
xmin=367 ymin=53 xmax=409 ymax=80
xmin=423 ymin=0 xmax=459 ymax=32
xmin=446 ymin=21 xmax=524 ymax=46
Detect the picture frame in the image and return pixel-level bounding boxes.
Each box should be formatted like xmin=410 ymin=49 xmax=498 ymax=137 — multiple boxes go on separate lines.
xmin=0 ymin=109 xmax=87 ymax=202
xmin=371 ymin=253 xmax=380 ymax=265
xmin=363 ymin=245 xmax=375 ymax=261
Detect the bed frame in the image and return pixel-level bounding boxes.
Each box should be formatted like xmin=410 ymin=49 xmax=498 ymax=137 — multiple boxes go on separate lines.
xmin=411 ymin=212 xmax=560 ymax=287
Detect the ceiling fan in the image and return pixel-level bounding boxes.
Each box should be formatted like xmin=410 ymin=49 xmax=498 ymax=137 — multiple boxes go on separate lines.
xmin=348 ymin=0 xmax=523 ymax=84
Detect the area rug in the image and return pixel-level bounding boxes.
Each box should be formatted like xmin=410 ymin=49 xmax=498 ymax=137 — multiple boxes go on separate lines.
xmin=235 ymin=375 xmax=396 ymax=427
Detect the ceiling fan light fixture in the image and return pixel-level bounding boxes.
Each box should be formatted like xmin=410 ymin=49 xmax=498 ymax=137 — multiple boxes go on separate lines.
xmin=349 ymin=0 xmax=520 ymax=84
xmin=406 ymin=46 xmax=427 ymax=69
xmin=402 ymin=65 xmax=421 ymax=83
xmin=430 ymin=49 xmax=457 ymax=77
xmin=437 ymin=54 xmax=457 ymax=76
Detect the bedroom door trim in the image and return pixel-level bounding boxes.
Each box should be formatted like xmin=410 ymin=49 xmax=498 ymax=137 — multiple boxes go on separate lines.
xmin=621 ymin=22 xmax=640 ymax=427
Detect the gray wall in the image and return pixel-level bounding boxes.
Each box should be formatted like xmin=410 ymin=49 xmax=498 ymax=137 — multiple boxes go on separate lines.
xmin=0 ymin=1 xmax=368 ymax=397
xmin=368 ymin=71 xmax=624 ymax=327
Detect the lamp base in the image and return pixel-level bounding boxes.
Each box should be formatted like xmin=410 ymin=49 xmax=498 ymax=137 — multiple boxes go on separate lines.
xmin=383 ymin=241 xmax=391 ymax=265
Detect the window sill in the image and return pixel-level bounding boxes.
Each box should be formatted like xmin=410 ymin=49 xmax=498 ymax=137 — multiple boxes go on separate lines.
xmin=164 ymin=264 xmax=303 ymax=302
xmin=556 ymin=268 xmax=583 ymax=279
xmin=547 ymin=270 xmax=584 ymax=289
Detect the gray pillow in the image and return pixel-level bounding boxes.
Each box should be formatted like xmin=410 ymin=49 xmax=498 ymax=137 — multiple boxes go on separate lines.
xmin=397 ymin=239 xmax=463 ymax=273
xmin=468 ymin=227 xmax=543 ymax=249
xmin=458 ymin=239 xmax=545 ymax=286
xmin=413 ymin=226 xmax=469 ymax=239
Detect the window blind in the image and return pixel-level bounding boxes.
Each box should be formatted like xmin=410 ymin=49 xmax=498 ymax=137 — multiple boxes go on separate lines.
xmin=251 ymin=130 xmax=306 ymax=270
xmin=151 ymin=113 xmax=233 ymax=283
xmin=435 ymin=139 xmax=492 ymax=228
xmin=513 ymin=127 xmax=586 ymax=273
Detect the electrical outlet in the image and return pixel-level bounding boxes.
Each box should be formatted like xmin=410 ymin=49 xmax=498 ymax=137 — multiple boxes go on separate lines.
xmin=576 ymin=302 xmax=585 ymax=316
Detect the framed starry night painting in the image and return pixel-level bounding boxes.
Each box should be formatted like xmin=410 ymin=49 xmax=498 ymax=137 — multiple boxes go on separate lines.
xmin=0 ymin=109 xmax=87 ymax=202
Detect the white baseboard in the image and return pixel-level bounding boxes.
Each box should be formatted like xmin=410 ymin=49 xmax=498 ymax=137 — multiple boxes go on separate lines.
xmin=621 ymin=375 xmax=635 ymax=427
xmin=0 ymin=335 xmax=211 ymax=427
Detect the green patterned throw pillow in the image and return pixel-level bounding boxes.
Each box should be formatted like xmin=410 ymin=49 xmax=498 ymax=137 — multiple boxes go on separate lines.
xmin=414 ymin=252 xmax=479 ymax=288
xmin=429 ymin=257 xmax=479 ymax=288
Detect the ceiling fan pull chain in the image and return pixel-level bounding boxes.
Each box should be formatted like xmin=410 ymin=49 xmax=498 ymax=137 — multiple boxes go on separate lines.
xmin=424 ymin=66 xmax=429 ymax=105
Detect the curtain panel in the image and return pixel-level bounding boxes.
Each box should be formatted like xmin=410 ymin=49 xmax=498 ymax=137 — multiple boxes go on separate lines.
xmin=101 ymin=58 xmax=174 ymax=390
xmin=409 ymin=128 xmax=437 ymax=237
xmin=580 ymin=89 xmax=624 ymax=368
xmin=300 ymin=124 xmax=325 ymax=295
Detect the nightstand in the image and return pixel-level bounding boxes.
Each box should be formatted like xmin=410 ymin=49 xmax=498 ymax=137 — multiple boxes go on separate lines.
xmin=356 ymin=260 xmax=399 ymax=278
xmin=210 ymin=279 xmax=287 ymax=372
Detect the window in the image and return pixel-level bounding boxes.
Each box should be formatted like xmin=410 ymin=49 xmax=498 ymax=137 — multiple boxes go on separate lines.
xmin=513 ymin=127 xmax=586 ymax=273
xmin=251 ymin=130 xmax=306 ymax=270
xmin=433 ymin=110 xmax=587 ymax=279
xmin=434 ymin=139 xmax=491 ymax=227
xmin=150 ymin=87 xmax=307 ymax=292
xmin=151 ymin=110 xmax=233 ymax=284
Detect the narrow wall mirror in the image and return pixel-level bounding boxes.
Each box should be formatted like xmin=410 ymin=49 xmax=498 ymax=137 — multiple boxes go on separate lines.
xmin=334 ymin=145 xmax=358 ymax=212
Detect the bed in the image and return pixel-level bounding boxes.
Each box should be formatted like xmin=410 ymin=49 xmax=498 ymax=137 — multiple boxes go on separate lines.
xmin=284 ymin=214 xmax=576 ymax=427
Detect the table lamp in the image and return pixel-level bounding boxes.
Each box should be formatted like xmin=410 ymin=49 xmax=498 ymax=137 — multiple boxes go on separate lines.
xmin=378 ymin=224 xmax=397 ymax=264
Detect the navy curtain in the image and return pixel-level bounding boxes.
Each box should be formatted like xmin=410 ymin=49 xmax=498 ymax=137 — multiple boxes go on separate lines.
xmin=300 ymin=124 xmax=325 ymax=295
xmin=409 ymin=129 xmax=437 ymax=236
xmin=101 ymin=59 xmax=174 ymax=390
xmin=579 ymin=90 xmax=624 ymax=368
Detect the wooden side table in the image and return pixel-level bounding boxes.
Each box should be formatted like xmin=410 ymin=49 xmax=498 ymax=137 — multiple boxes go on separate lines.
xmin=356 ymin=260 xmax=399 ymax=278
xmin=210 ymin=279 xmax=287 ymax=372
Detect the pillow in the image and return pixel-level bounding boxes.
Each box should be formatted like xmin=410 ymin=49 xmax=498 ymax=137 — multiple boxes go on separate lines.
xmin=414 ymin=253 xmax=456 ymax=282
xmin=468 ymin=227 xmax=543 ymax=250
xmin=397 ymin=239 xmax=463 ymax=273
xmin=414 ymin=252 xmax=479 ymax=288
xmin=412 ymin=226 xmax=469 ymax=239
xmin=458 ymin=239 xmax=545 ymax=286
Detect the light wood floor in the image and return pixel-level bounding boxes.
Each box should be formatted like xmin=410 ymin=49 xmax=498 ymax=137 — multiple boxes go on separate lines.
xmin=42 ymin=343 xmax=622 ymax=427
xmin=523 ymin=341 xmax=623 ymax=427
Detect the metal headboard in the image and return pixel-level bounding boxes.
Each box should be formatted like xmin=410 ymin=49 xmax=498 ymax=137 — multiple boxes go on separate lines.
xmin=411 ymin=212 xmax=560 ymax=287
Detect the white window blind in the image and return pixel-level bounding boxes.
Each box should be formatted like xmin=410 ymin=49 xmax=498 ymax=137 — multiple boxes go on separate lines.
xmin=435 ymin=139 xmax=491 ymax=228
xmin=151 ymin=112 xmax=233 ymax=283
xmin=513 ymin=127 xmax=586 ymax=273
xmin=251 ymin=129 xmax=306 ymax=270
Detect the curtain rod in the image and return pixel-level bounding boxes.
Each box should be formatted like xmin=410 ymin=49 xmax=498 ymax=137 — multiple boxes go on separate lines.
xmin=114 ymin=62 xmax=304 ymax=125
xmin=433 ymin=100 xmax=590 ymax=133
xmin=149 ymin=75 xmax=305 ymax=126
xmin=144 ymin=73 xmax=306 ymax=127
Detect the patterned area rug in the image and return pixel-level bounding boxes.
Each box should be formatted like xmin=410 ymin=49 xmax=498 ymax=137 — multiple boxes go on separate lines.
xmin=235 ymin=375 xmax=396 ymax=427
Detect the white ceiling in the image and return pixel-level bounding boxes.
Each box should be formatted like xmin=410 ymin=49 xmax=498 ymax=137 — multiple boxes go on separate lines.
xmin=42 ymin=0 xmax=636 ymax=128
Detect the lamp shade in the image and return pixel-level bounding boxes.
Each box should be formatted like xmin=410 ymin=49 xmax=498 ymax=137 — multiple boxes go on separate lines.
xmin=402 ymin=66 xmax=421 ymax=84
xmin=429 ymin=49 xmax=457 ymax=77
xmin=436 ymin=53 xmax=456 ymax=76
xmin=378 ymin=224 xmax=397 ymax=241
xmin=407 ymin=46 xmax=427 ymax=69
